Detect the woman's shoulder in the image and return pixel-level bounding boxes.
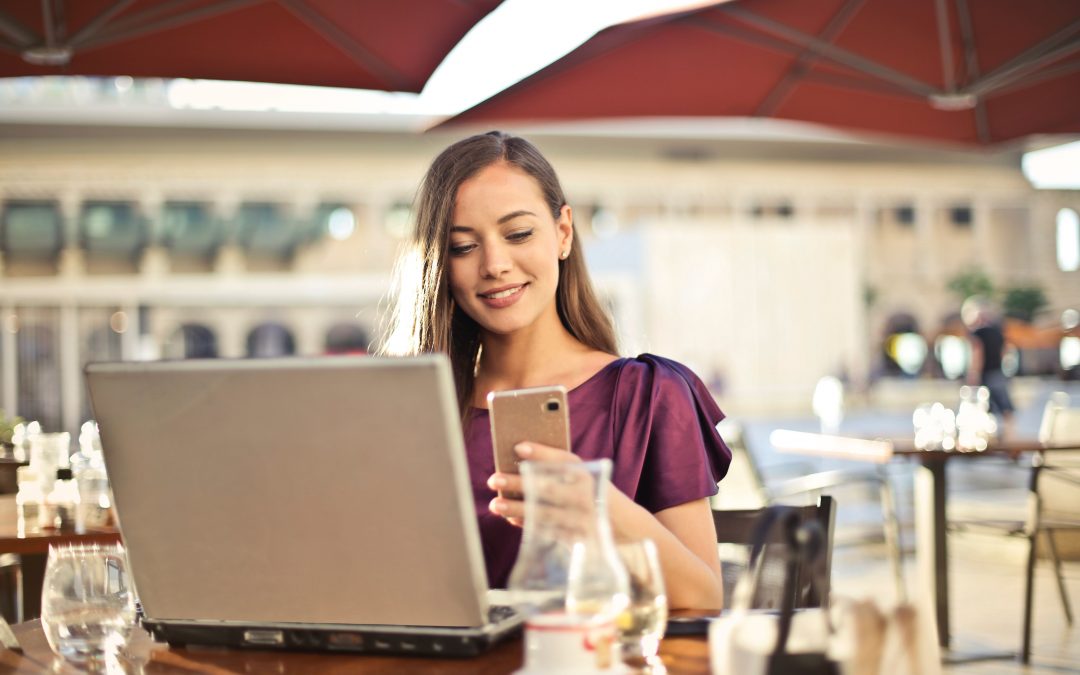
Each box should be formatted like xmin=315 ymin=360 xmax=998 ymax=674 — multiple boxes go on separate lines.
xmin=607 ymin=354 xmax=720 ymax=416
xmin=612 ymin=353 xmax=709 ymax=392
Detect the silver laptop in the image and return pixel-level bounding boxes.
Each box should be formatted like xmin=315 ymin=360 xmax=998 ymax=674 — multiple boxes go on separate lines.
xmin=85 ymin=355 xmax=522 ymax=657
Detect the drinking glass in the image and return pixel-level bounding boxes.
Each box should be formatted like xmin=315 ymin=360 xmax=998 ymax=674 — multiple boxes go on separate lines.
xmin=40 ymin=543 xmax=136 ymax=667
xmin=616 ymin=539 xmax=668 ymax=671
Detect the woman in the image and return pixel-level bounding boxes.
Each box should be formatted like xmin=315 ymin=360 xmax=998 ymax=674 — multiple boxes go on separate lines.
xmin=383 ymin=131 xmax=730 ymax=609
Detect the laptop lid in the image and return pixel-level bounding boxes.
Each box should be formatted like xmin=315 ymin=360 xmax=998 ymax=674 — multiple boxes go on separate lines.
xmin=85 ymin=355 xmax=491 ymax=629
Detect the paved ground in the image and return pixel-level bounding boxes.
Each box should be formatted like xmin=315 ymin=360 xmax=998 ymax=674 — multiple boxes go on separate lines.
xmin=832 ymin=537 xmax=1078 ymax=674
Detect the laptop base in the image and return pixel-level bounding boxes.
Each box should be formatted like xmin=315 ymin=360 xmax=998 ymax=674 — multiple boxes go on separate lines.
xmin=145 ymin=619 xmax=523 ymax=658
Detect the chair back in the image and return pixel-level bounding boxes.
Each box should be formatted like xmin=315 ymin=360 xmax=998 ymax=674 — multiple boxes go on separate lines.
xmin=1037 ymin=394 xmax=1080 ymax=520
xmin=713 ymin=495 xmax=835 ymax=609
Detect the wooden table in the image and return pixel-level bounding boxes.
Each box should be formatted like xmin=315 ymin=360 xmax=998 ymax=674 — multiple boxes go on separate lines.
xmin=2 ymin=619 xmax=714 ymax=674
xmin=0 ymin=457 xmax=24 ymax=494
xmin=0 ymin=494 xmax=122 ymax=555
xmin=772 ymin=430 xmax=1080 ymax=655
xmin=0 ymin=494 xmax=121 ymax=620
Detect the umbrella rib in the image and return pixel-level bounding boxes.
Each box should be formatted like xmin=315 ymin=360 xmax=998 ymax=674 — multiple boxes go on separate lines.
xmin=40 ymin=0 xmax=56 ymax=47
xmin=84 ymin=0 xmax=228 ymax=38
xmin=755 ymin=0 xmax=865 ymax=117
xmin=67 ymin=0 xmax=137 ymax=48
xmin=953 ymin=0 xmax=990 ymax=145
xmin=78 ymin=0 xmax=265 ymax=51
xmin=965 ymin=20 xmax=1080 ymax=97
xmin=275 ymin=0 xmax=412 ymax=91
xmin=688 ymin=15 xmax=804 ymax=57
xmin=717 ymin=5 xmax=937 ymax=97
xmin=802 ymin=70 xmax=928 ymax=101
xmin=994 ymin=58 xmax=1080 ymax=96
xmin=690 ymin=14 xmax=916 ymax=99
xmin=934 ymin=0 xmax=956 ymax=92
xmin=0 ymin=8 xmax=37 ymax=48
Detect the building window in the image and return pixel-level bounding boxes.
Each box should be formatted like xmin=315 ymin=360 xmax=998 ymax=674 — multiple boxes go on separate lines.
xmin=15 ymin=309 xmax=63 ymax=432
xmin=165 ymin=324 xmax=218 ymax=359
xmin=237 ymin=202 xmax=294 ymax=257
xmin=949 ymin=206 xmax=972 ymax=228
xmin=894 ymin=205 xmax=915 ymax=226
xmin=162 ymin=202 xmax=219 ymax=257
xmin=1 ymin=201 xmax=62 ymax=257
xmin=1057 ymin=207 xmax=1079 ymax=272
xmin=934 ymin=335 xmax=970 ymax=380
xmin=882 ymin=313 xmax=926 ymax=376
xmin=325 ymin=323 xmax=370 ymax=355
xmin=246 ymin=323 xmax=296 ymax=358
xmin=315 ymin=204 xmax=356 ymax=242
xmin=80 ymin=201 xmax=143 ymax=257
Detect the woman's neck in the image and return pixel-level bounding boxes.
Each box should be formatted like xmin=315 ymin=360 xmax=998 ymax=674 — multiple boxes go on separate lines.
xmin=470 ymin=304 xmax=619 ymax=407
xmin=479 ymin=323 xmax=585 ymax=388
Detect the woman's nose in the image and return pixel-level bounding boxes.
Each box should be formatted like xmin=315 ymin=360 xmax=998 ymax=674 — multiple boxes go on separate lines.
xmin=480 ymin=244 xmax=512 ymax=278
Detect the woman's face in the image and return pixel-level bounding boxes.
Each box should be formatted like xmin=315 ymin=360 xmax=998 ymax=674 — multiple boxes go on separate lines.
xmin=447 ymin=161 xmax=572 ymax=338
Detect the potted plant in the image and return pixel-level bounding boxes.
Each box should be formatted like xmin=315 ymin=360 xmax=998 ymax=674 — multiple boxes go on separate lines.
xmin=0 ymin=409 xmax=24 ymax=456
xmin=1003 ymin=285 xmax=1049 ymax=323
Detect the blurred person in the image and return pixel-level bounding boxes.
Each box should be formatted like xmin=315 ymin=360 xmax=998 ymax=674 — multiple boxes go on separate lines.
xmin=381 ymin=131 xmax=730 ymax=609
xmin=962 ymin=295 xmax=1015 ymax=437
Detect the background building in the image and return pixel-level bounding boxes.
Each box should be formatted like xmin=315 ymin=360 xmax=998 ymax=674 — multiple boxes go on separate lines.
xmin=1 ymin=80 xmax=1078 ymax=434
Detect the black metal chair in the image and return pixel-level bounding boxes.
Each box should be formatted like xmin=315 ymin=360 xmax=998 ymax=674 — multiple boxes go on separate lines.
xmin=0 ymin=553 xmax=22 ymax=625
xmin=713 ymin=495 xmax=835 ymax=609
xmin=722 ymin=421 xmax=905 ymax=602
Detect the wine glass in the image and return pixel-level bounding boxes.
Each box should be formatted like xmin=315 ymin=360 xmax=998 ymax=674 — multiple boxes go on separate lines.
xmin=616 ymin=539 xmax=668 ymax=672
xmin=40 ymin=543 xmax=136 ymax=667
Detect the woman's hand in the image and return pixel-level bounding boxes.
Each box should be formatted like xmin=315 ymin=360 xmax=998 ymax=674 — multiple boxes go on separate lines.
xmin=487 ymin=442 xmax=579 ymax=527
xmin=486 ymin=442 xmax=724 ymax=608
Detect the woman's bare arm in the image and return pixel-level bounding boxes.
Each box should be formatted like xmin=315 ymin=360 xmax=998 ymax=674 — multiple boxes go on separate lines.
xmin=488 ymin=442 xmax=724 ymax=610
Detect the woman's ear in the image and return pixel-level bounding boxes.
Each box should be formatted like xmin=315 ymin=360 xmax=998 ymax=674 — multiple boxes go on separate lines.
xmin=557 ymin=205 xmax=574 ymax=254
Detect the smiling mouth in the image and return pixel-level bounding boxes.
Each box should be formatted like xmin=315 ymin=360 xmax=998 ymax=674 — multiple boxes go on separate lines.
xmin=480 ymin=284 xmax=526 ymax=300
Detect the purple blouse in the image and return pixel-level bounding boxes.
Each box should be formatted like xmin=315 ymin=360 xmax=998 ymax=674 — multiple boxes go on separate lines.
xmin=465 ymin=353 xmax=732 ymax=588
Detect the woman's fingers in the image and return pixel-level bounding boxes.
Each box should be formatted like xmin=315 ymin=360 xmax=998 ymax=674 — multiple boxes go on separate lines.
xmin=487 ymin=446 xmax=587 ymax=527
xmin=489 ymin=496 xmax=525 ymax=522
xmin=487 ymin=472 xmax=523 ymax=494
xmin=514 ymin=442 xmax=580 ymax=463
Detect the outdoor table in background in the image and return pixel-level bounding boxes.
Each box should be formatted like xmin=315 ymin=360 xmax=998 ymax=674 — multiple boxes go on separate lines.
xmin=0 ymin=457 xmax=24 ymax=495
xmin=0 ymin=494 xmax=121 ymax=620
xmin=771 ymin=430 xmax=1080 ymax=657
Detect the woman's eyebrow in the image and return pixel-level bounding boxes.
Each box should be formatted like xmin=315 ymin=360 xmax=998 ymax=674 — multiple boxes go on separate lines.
xmin=451 ymin=210 xmax=537 ymax=233
xmin=497 ymin=209 xmax=536 ymax=224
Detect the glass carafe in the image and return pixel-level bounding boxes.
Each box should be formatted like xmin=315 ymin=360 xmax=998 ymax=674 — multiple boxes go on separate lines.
xmin=508 ymin=459 xmax=630 ymax=672
xmin=508 ymin=459 xmax=630 ymax=668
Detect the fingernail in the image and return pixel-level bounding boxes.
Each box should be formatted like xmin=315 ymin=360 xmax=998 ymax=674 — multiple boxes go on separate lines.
xmin=489 ymin=475 xmax=506 ymax=489
xmin=490 ymin=499 xmax=507 ymax=514
xmin=514 ymin=443 xmax=532 ymax=457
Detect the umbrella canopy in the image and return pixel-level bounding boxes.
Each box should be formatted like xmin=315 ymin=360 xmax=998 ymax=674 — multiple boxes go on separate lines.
xmin=439 ymin=0 xmax=1080 ymax=145
xmin=0 ymin=0 xmax=503 ymax=93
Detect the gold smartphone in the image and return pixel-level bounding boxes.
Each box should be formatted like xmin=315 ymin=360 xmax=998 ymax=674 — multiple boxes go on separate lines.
xmin=487 ymin=385 xmax=571 ymax=499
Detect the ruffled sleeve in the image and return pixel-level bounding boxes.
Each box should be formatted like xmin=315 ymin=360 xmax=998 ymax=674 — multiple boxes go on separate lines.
xmin=609 ymin=354 xmax=732 ymax=513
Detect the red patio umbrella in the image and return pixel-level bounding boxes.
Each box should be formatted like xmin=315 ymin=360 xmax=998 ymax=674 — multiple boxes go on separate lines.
xmin=438 ymin=0 xmax=1080 ymax=146
xmin=0 ymin=0 xmax=503 ymax=93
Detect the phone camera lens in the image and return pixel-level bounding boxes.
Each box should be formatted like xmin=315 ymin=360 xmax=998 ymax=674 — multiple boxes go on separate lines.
xmin=545 ymin=400 xmax=560 ymax=412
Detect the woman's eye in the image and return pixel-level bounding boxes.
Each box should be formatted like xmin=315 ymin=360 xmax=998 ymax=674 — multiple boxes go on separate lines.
xmin=507 ymin=229 xmax=534 ymax=243
xmin=449 ymin=243 xmax=476 ymax=256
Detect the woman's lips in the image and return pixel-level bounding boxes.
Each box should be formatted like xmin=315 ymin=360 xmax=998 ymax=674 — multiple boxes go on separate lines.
xmin=479 ymin=283 xmax=527 ymax=309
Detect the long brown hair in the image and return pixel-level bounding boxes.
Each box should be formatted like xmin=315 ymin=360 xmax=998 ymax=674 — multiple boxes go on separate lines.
xmin=379 ymin=131 xmax=617 ymax=413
